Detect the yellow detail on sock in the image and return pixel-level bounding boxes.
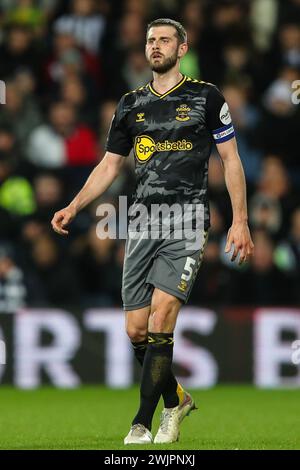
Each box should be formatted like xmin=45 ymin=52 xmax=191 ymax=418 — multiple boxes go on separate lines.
xmin=148 ymin=336 xmax=174 ymax=345
xmin=176 ymin=383 xmax=185 ymax=405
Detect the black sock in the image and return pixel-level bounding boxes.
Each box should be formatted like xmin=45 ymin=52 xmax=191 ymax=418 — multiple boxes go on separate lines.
xmin=131 ymin=338 xmax=148 ymax=367
xmin=132 ymin=338 xmax=179 ymax=408
xmin=132 ymin=332 xmax=176 ymax=430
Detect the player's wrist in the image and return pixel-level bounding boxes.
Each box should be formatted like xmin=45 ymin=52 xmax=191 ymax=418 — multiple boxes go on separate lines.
xmin=232 ymin=216 xmax=248 ymax=224
xmin=68 ymin=202 xmax=79 ymax=215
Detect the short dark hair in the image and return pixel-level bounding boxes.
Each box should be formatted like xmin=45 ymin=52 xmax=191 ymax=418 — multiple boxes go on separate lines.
xmin=147 ymin=18 xmax=187 ymax=44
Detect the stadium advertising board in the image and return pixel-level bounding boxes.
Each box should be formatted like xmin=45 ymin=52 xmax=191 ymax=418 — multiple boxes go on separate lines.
xmin=0 ymin=307 xmax=299 ymax=388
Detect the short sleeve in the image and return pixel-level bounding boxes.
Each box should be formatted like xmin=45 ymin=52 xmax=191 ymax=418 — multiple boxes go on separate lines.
xmin=105 ymin=96 xmax=132 ymax=156
xmin=206 ymin=86 xmax=235 ymax=144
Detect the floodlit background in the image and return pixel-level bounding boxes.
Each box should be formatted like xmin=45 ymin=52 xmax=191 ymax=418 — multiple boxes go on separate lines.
xmin=0 ymin=0 xmax=300 ymax=390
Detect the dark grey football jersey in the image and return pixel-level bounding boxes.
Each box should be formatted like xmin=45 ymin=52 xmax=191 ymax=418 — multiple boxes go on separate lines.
xmin=105 ymin=75 xmax=235 ymax=231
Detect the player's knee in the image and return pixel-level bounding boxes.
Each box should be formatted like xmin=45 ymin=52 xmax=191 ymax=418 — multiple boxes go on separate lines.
xmin=126 ymin=325 xmax=148 ymax=342
xmin=150 ymin=316 xmax=172 ymax=332
xmin=149 ymin=301 xmax=177 ymax=333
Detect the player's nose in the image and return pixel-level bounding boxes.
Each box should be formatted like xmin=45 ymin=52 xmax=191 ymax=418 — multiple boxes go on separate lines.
xmin=152 ymin=46 xmax=161 ymax=55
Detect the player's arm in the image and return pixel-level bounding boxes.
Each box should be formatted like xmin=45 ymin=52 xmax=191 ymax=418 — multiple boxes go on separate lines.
xmin=51 ymin=152 xmax=125 ymax=235
xmin=217 ymin=138 xmax=254 ymax=264
xmin=207 ymin=85 xmax=254 ymax=264
xmin=52 ymin=95 xmax=132 ymax=236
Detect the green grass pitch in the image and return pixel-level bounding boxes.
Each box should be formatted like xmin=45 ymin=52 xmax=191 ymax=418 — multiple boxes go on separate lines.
xmin=0 ymin=386 xmax=299 ymax=450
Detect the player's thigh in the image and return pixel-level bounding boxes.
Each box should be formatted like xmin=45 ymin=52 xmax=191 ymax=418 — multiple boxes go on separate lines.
xmin=125 ymin=305 xmax=151 ymax=340
xmin=148 ymin=287 xmax=182 ymax=333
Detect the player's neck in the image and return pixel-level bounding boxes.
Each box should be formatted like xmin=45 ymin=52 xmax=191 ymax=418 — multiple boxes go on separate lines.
xmin=152 ymin=69 xmax=183 ymax=95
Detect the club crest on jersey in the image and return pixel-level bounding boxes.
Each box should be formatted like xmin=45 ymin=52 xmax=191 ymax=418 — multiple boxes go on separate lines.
xmin=136 ymin=112 xmax=145 ymax=122
xmin=176 ymin=104 xmax=191 ymax=122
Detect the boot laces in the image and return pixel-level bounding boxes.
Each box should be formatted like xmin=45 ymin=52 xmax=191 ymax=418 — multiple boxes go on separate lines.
xmin=131 ymin=424 xmax=148 ymax=436
xmin=160 ymin=408 xmax=177 ymax=433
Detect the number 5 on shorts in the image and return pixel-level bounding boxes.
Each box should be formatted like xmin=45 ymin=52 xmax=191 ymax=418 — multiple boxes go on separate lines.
xmin=181 ymin=257 xmax=196 ymax=281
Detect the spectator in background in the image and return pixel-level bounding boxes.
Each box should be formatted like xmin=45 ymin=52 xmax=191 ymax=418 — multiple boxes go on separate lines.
xmin=117 ymin=11 xmax=145 ymax=50
xmin=0 ymin=244 xmax=27 ymax=313
xmin=53 ymin=0 xmax=106 ymax=55
xmin=179 ymin=25 xmax=201 ymax=79
xmin=44 ymin=31 xmax=78 ymax=86
xmin=179 ymin=0 xmax=203 ymax=78
xmin=0 ymin=23 xmax=42 ymax=79
xmin=102 ymin=12 xmax=145 ymax=97
xmin=26 ymin=100 xmax=98 ymax=169
xmin=259 ymin=156 xmax=291 ymax=201
xmin=286 ymin=208 xmax=300 ymax=274
xmin=13 ymin=68 xmax=38 ymax=102
xmin=258 ymin=66 xmax=300 ymax=169
xmin=60 ymin=76 xmax=97 ymax=128
xmin=2 ymin=0 xmax=46 ymax=37
xmin=122 ymin=46 xmax=152 ymax=92
xmin=0 ymin=126 xmax=36 ymax=217
xmin=0 ymin=161 xmax=36 ymax=217
xmin=275 ymin=208 xmax=300 ymax=299
xmin=33 ymin=172 xmax=66 ymax=221
xmin=124 ymin=0 xmax=149 ymax=19
xmin=0 ymin=206 xmax=16 ymax=240
xmin=0 ymin=0 xmax=59 ymax=17
xmin=278 ymin=23 xmax=300 ymax=68
xmin=250 ymin=0 xmax=279 ymax=52
xmin=249 ymin=155 xmax=298 ymax=238
xmin=29 ymin=233 xmax=80 ymax=306
xmin=265 ymin=22 xmax=300 ymax=82
xmin=26 ymin=101 xmax=68 ymax=168
xmin=0 ymin=80 xmax=42 ymax=147
xmin=20 ymin=214 xmax=47 ymax=256
xmin=222 ymin=41 xmax=255 ymax=89
xmin=51 ymin=47 xmax=93 ymax=92
xmin=249 ymin=194 xmax=282 ymax=237
xmin=232 ymin=229 xmax=297 ymax=305
xmin=0 ymin=125 xmax=20 ymax=166
xmin=44 ymin=29 xmax=102 ymax=94
xmin=209 ymin=202 xmax=226 ymax=241
xmin=222 ymin=82 xmax=262 ymax=184
xmin=278 ymin=0 xmax=300 ymax=26
xmin=199 ymin=0 xmax=251 ymax=85
xmin=189 ymin=237 xmax=234 ymax=306
xmin=263 ymin=65 xmax=299 ymax=115
xmin=181 ymin=0 xmax=203 ymax=31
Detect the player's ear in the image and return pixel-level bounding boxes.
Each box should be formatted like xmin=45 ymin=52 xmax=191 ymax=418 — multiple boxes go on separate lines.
xmin=178 ymin=42 xmax=188 ymax=59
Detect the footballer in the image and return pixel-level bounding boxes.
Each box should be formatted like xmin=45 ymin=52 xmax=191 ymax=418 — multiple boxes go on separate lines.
xmin=52 ymin=18 xmax=254 ymax=445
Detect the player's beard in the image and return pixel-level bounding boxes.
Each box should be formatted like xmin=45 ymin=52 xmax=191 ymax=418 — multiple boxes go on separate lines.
xmin=149 ymin=48 xmax=179 ymax=74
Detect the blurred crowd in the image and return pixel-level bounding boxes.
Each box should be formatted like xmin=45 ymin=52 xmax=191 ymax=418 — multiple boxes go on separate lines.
xmin=0 ymin=0 xmax=299 ymax=312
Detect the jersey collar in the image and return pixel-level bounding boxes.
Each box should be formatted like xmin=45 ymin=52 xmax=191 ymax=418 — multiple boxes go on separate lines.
xmin=148 ymin=74 xmax=187 ymax=99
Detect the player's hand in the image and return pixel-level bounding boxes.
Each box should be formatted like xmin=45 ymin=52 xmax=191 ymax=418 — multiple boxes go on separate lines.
xmin=51 ymin=205 xmax=76 ymax=236
xmin=225 ymin=221 xmax=254 ymax=265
